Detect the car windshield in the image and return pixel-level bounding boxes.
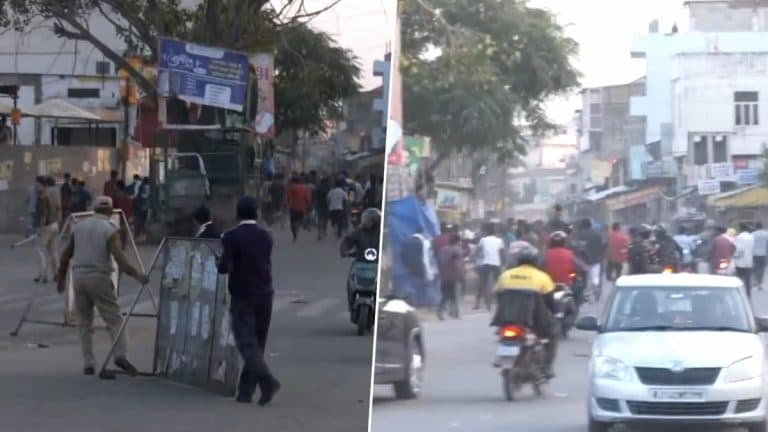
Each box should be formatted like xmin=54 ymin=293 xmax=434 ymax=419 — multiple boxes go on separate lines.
xmin=604 ymin=286 xmax=751 ymax=332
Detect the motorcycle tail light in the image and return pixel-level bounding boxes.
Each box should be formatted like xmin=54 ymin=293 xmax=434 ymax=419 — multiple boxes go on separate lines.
xmin=499 ymin=325 xmax=524 ymax=340
xmin=719 ymin=261 xmax=729 ymax=269
xmin=663 ymin=266 xmax=673 ymax=274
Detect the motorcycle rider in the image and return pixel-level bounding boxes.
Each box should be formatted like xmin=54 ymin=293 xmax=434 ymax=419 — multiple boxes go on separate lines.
xmin=340 ymin=208 xmax=381 ymax=311
xmin=673 ymin=226 xmax=698 ymax=272
xmin=494 ymin=245 xmax=558 ymax=379
xmin=653 ymin=224 xmax=682 ymax=272
xmin=543 ymin=231 xmax=588 ymax=286
xmin=571 ymin=219 xmax=604 ymax=302
xmin=627 ymin=225 xmax=656 ymax=275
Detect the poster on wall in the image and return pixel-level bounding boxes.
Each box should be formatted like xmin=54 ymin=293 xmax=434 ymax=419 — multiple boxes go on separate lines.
xmin=252 ymin=53 xmax=275 ymax=138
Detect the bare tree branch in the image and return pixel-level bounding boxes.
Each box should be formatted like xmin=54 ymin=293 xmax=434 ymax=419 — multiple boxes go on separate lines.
xmin=97 ymin=0 xmax=156 ymax=50
xmin=274 ymin=0 xmax=342 ymax=26
xmin=49 ymin=4 xmax=155 ymax=96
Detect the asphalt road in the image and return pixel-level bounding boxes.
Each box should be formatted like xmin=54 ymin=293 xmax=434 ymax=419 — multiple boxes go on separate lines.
xmin=371 ymin=285 xmax=768 ymax=432
xmin=0 ymin=227 xmax=373 ymax=432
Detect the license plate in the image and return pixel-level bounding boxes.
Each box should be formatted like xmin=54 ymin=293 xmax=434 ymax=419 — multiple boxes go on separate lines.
xmin=497 ymin=345 xmax=520 ymax=357
xmin=650 ymin=389 xmax=705 ymax=401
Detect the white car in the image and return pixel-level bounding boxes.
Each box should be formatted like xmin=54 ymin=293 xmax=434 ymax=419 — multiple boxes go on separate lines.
xmin=577 ymin=274 xmax=768 ymax=432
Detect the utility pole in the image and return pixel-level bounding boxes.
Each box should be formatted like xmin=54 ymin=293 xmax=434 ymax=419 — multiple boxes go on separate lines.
xmin=122 ymin=76 xmax=131 ymax=179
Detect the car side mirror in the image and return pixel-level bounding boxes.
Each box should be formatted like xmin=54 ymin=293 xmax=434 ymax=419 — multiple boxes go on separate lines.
xmin=755 ymin=317 xmax=768 ymax=333
xmin=576 ymin=316 xmax=599 ymax=332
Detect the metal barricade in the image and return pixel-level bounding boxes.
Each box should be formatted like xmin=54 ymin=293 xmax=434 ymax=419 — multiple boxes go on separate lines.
xmin=103 ymin=237 xmax=241 ymax=395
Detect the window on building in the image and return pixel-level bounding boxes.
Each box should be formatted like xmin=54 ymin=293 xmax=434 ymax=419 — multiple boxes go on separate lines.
xmin=712 ymin=135 xmax=728 ymax=163
xmin=54 ymin=127 xmax=116 ymax=147
xmin=734 ymin=91 xmax=759 ymax=126
xmin=693 ymin=135 xmax=708 ymax=166
xmin=589 ymin=131 xmax=602 ymax=152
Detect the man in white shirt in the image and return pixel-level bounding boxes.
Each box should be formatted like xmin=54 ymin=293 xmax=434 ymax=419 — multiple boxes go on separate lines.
xmin=734 ymin=223 xmax=755 ymax=298
xmin=752 ymin=222 xmax=768 ymax=290
xmin=326 ymin=179 xmax=348 ymax=239
xmin=474 ymin=222 xmax=505 ymax=311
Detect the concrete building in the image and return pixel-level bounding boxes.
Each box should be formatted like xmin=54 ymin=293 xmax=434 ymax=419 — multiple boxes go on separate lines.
xmin=506 ymin=129 xmax=577 ymax=221
xmin=631 ymin=0 xmax=768 ymax=199
xmin=577 ymin=79 xmax=647 ymax=189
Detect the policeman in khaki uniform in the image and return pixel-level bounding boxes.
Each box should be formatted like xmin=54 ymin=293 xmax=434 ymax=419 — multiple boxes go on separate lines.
xmin=58 ymin=196 xmax=149 ymax=378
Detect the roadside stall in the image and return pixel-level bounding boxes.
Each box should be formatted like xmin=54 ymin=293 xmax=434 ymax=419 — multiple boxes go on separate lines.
xmin=707 ymin=185 xmax=768 ymax=225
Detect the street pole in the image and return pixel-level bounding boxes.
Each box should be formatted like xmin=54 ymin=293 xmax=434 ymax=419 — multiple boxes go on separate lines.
xmin=122 ymin=76 xmax=130 ymax=179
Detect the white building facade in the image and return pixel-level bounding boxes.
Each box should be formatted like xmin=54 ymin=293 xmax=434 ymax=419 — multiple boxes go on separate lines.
xmin=630 ymin=1 xmax=768 ymax=193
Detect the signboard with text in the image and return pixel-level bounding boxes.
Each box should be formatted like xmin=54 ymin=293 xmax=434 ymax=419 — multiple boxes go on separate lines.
xmin=698 ymin=179 xmax=721 ymax=195
xmin=158 ymin=38 xmax=249 ymax=112
xmin=736 ymin=168 xmax=759 ymax=185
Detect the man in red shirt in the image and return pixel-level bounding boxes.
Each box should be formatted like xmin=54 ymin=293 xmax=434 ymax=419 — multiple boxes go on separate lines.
xmin=606 ymin=222 xmax=629 ymax=282
xmin=286 ymin=176 xmax=311 ymax=242
xmin=433 ymin=223 xmax=455 ymax=257
xmin=709 ymin=226 xmax=736 ymax=273
xmin=544 ymin=231 xmax=580 ymax=285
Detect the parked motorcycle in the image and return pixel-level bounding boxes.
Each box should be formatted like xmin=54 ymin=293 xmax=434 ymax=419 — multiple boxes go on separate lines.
xmin=553 ymin=283 xmax=578 ymax=338
xmin=495 ymin=323 xmax=550 ymax=401
xmin=346 ymin=248 xmax=378 ymax=336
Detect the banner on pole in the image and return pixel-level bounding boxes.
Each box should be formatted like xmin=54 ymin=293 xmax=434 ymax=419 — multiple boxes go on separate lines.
xmin=252 ymin=53 xmax=275 ymax=138
xmin=158 ymin=37 xmax=250 ymax=112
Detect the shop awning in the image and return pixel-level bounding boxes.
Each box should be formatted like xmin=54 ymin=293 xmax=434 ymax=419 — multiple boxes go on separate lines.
xmin=585 ymin=185 xmax=631 ymax=201
xmin=708 ymin=185 xmax=768 ymax=209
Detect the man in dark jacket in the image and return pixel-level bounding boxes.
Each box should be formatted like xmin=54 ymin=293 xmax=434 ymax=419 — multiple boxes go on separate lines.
xmin=218 ymin=197 xmax=280 ymax=405
xmin=194 ymin=206 xmax=220 ymax=239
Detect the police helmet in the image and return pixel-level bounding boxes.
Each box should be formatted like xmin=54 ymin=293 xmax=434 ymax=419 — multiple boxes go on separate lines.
xmin=361 ymin=208 xmax=381 ymax=228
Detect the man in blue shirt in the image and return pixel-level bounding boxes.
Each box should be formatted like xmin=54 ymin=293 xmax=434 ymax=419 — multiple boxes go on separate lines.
xmin=218 ymin=197 xmax=280 ymax=405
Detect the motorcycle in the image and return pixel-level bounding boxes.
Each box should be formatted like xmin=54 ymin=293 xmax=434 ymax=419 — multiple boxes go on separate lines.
xmin=553 ymin=283 xmax=578 ymax=338
xmin=495 ymin=323 xmax=550 ymax=401
xmin=346 ymin=247 xmax=378 ymax=336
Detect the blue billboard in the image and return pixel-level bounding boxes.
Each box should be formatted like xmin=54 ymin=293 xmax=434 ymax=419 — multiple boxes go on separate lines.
xmin=158 ymin=37 xmax=250 ymax=112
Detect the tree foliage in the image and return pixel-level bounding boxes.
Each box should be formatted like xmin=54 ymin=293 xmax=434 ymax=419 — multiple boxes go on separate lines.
xmin=401 ymin=0 xmax=580 ymax=163
xmin=0 ymin=0 xmax=360 ymax=135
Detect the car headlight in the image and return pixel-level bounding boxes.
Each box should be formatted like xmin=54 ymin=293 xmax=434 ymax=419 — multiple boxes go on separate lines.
xmin=722 ymin=357 xmax=763 ymax=383
xmin=593 ymin=356 xmax=633 ymax=382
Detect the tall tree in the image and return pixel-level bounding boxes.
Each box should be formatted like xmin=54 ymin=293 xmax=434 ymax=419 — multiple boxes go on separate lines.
xmin=401 ymin=0 xmax=580 ymax=167
xmin=0 ymin=0 xmax=358 ymax=135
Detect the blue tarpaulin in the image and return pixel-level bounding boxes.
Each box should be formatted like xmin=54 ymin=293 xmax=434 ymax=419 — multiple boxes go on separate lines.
xmin=386 ymin=196 xmax=441 ymax=307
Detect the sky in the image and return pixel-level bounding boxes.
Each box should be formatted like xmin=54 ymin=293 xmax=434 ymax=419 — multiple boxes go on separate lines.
xmin=309 ymin=0 xmax=396 ymax=90
xmin=528 ymin=0 xmax=691 ymax=124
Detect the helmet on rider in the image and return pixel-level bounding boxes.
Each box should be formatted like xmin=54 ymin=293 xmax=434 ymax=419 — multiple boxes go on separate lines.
xmin=549 ymin=231 xmax=568 ymax=248
xmin=516 ymin=245 xmax=540 ymax=267
xmin=653 ymin=223 xmax=667 ymax=236
xmin=361 ymin=208 xmax=381 ymax=228
xmin=639 ymin=224 xmax=652 ymax=240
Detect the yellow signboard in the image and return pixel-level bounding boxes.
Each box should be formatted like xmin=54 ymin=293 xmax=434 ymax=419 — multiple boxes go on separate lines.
xmin=591 ymin=160 xmax=612 ymax=184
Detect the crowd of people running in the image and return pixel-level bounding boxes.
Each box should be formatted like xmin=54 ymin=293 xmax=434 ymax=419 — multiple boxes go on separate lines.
xmin=429 ymin=204 xmax=768 ymax=321
xmin=258 ymin=171 xmax=383 ymax=242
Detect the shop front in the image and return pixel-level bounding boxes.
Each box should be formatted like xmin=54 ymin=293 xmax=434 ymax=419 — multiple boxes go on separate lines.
xmin=604 ymin=185 xmax=664 ymax=226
